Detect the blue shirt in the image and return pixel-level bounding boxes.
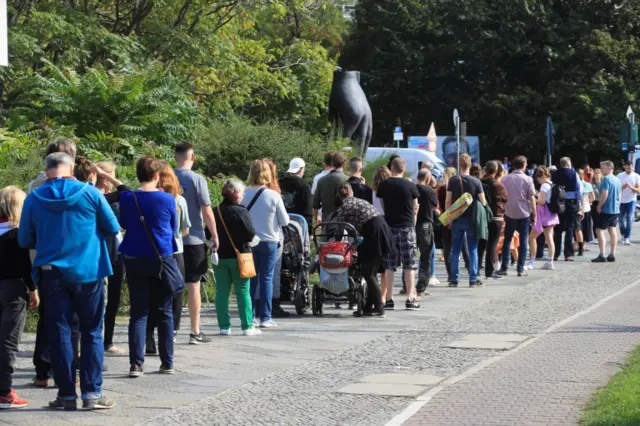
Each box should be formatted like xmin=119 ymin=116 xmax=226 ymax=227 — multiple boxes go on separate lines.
xmin=18 ymin=178 xmax=120 ymax=284
xmin=600 ymin=175 xmax=621 ymax=215
xmin=118 ymin=191 xmax=178 ymax=258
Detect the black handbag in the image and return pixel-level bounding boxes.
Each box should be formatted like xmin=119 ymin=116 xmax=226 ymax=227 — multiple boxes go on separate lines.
xmin=130 ymin=191 xmax=185 ymax=294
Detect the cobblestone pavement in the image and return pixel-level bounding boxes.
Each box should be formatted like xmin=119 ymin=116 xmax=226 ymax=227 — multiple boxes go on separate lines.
xmin=1 ymin=236 xmax=639 ymax=426
xmin=405 ymin=278 xmax=640 ymax=426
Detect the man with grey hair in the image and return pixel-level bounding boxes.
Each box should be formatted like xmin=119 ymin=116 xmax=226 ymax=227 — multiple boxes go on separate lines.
xmin=552 ymin=156 xmax=583 ymax=261
xmin=19 ymin=152 xmax=120 ymax=411
xmin=28 ymin=139 xmax=82 ymax=389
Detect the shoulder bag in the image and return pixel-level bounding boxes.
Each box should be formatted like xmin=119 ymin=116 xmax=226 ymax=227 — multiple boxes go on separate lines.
xmin=216 ymin=206 xmax=257 ymax=279
xmin=131 ymin=191 xmax=185 ymax=294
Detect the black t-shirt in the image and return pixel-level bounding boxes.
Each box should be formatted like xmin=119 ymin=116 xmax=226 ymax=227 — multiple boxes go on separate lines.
xmin=376 ymin=177 xmax=420 ymax=228
xmin=347 ymin=176 xmax=373 ymax=204
xmin=416 ymin=184 xmax=438 ymax=224
xmin=446 ymin=175 xmax=484 ymax=219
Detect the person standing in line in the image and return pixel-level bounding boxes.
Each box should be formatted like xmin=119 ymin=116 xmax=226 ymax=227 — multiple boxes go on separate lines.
xmin=592 ymin=161 xmax=622 ymax=262
xmin=19 ymin=153 xmax=119 ymax=410
xmin=173 ymin=141 xmax=219 ymax=345
xmin=415 ymin=169 xmax=439 ymax=295
xmin=616 ymin=161 xmax=640 ymax=245
xmin=527 ymin=167 xmax=559 ymax=270
xmin=0 ymin=187 xmax=39 ymax=409
xmin=438 ymin=167 xmax=470 ymax=281
xmin=146 ymin=163 xmax=191 ymax=354
xmin=313 ymin=152 xmax=349 ymax=223
xmin=377 ymin=157 xmax=421 ymax=310
xmin=591 ymin=168 xmax=603 ymax=241
xmin=576 ymin=168 xmax=595 ymax=255
xmin=478 ymin=161 xmax=508 ymax=280
xmin=27 ymin=139 xmax=80 ymax=388
xmin=119 ymin=157 xmax=183 ymax=378
xmin=279 ymin=157 xmax=312 ymax=230
xmin=213 ymin=179 xmax=260 ymax=336
xmin=243 ymin=160 xmax=290 ymax=328
xmin=347 ymin=157 xmax=373 ymax=204
xmin=311 ymin=152 xmax=335 ymax=223
xmin=372 ymin=166 xmax=391 ymax=215
xmin=552 ymin=157 xmax=583 ymax=261
xmin=498 ymin=155 xmax=536 ymax=277
xmin=445 ymin=154 xmax=487 ymax=287
xmin=264 ymin=159 xmax=290 ymax=318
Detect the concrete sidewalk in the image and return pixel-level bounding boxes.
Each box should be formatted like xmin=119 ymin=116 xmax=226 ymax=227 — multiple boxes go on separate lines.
xmin=404 ymin=280 xmax=640 ymax=426
xmin=1 ymin=235 xmax=639 ymax=425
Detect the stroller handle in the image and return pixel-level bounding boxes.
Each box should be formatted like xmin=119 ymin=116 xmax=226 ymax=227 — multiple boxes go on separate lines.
xmin=312 ymin=221 xmax=359 ymax=247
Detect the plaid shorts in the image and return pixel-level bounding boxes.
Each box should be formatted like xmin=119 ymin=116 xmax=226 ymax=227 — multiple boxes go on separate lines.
xmin=383 ymin=226 xmax=418 ymax=271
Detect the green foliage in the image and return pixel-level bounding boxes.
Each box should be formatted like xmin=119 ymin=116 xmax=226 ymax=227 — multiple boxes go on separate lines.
xmin=581 ymin=346 xmax=640 ymax=426
xmin=340 ymin=0 xmax=640 ymax=165
xmin=361 ymin=155 xmax=390 ymax=186
xmin=194 ymin=117 xmax=348 ymax=183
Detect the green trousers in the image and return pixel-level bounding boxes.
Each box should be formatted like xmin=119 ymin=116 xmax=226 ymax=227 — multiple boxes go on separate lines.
xmin=213 ymin=258 xmax=253 ymax=330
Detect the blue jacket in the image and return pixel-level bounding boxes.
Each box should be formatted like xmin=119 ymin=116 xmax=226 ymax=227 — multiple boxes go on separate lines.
xmin=18 ymin=178 xmax=120 ymax=284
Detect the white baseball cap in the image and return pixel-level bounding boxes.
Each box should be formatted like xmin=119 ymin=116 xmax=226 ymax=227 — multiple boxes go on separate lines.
xmin=287 ymin=158 xmax=305 ymax=174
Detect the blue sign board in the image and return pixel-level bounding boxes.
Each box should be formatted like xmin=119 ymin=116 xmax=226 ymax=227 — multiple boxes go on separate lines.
xmin=394 ymin=126 xmax=402 ymax=133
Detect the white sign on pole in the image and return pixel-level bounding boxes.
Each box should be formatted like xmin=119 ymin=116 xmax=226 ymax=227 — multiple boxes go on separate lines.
xmin=453 ymin=109 xmax=459 ymax=127
xmin=0 ymin=0 xmax=7 ymax=67
xmin=393 ymin=132 xmax=403 ymax=141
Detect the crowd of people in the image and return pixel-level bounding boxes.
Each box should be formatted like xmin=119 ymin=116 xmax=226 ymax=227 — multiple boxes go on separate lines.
xmin=0 ymin=138 xmax=638 ymax=411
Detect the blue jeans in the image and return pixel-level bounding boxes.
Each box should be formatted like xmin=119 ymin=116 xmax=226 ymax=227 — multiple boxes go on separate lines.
xmin=251 ymin=241 xmax=278 ymax=322
xmin=40 ymin=269 xmax=104 ymax=401
xmin=125 ymin=257 xmax=174 ymax=368
xmin=619 ymin=201 xmax=635 ymax=240
xmin=451 ymin=217 xmax=479 ymax=283
xmin=501 ymin=216 xmax=531 ymax=273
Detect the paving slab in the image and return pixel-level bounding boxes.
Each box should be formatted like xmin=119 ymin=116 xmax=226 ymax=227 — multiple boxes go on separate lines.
xmin=337 ymin=383 xmax=427 ymax=397
xmin=444 ymin=333 xmax=529 ymax=350
xmin=359 ymin=373 xmax=443 ymax=386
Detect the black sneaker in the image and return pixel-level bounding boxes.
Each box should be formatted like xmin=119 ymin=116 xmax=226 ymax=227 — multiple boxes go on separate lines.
xmin=607 ymin=254 xmax=616 ymax=262
xmin=470 ymin=280 xmax=483 ymax=288
xmin=591 ymin=255 xmax=607 ymax=263
xmin=271 ymin=301 xmax=291 ymax=318
xmin=48 ymin=397 xmax=77 ymax=411
xmin=372 ymin=308 xmax=386 ymax=318
xmin=189 ymin=332 xmax=212 ymax=345
xmin=497 ymin=270 xmax=508 ymax=276
xmin=83 ymin=396 xmax=116 ymax=410
xmin=383 ymin=299 xmax=395 ymax=310
xmin=159 ymin=364 xmax=175 ymax=375
xmin=405 ymin=299 xmax=420 ymax=311
xmin=517 ymin=271 xmax=528 ymax=277
xmin=129 ymin=365 xmax=143 ymax=378
xmin=448 ymin=281 xmax=459 ymax=287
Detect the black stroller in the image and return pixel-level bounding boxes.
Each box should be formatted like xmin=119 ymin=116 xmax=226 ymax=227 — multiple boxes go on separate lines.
xmin=311 ymin=222 xmax=367 ymax=317
xmin=280 ymin=214 xmax=311 ymax=315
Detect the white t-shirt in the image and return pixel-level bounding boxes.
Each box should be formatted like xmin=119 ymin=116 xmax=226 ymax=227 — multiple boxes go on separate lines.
xmin=581 ymin=181 xmax=594 ymax=213
xmin=616 ymin=172 xmax=640 ymax=204
xmin=539 ymin=183 xmax=552 ymax=206
xmin=311 ymin=170 xmax=331 ymax=219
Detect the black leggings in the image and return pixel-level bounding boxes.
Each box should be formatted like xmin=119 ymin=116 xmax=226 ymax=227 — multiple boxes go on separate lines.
xmin=361 ymin=258 xmax=383 ymax=312
xmin=147 ymin=253 xmax=185 ymax=335
xmin=478 ymin=220 xmax=502 ymax=277
xmin=104 ymin=254 xmax=125 ymax=349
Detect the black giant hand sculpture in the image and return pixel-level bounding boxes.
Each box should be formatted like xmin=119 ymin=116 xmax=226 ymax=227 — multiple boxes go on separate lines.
xmin=328 ymin=68 xmax=372 ymax=156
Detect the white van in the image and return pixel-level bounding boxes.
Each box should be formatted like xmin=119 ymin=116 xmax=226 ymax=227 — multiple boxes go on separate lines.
xmin=363 ymin=147 xmax=446 ymax=178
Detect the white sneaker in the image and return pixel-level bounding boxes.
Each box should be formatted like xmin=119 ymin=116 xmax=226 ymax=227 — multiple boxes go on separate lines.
xmin=220 ymin=329 xmax=231 ymax=336
xmin=541 ymin=261 xmax=555 ymax=270
xmin=526 ymin=262 xmax=535 ymax=270
xmin=624 ymin=238 xmax=631 ymax=245
xmin=243 ymin=328 xmax=262 ymax=336
xmin=260 ymin=320 xmax=278 ymax=328
xmin=428 ymin=276 xmax=441 ymax=287
xmin=252 ymin=318 xmax=259 ymax=326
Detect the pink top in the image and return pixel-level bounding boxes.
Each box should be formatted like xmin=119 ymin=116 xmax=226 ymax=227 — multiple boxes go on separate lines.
xmin=501 ymin=170 xmax=535 ymax=219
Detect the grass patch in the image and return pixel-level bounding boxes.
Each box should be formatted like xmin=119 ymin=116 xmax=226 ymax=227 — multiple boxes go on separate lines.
xmin=581 ymin=346 xmax=640 ymax=426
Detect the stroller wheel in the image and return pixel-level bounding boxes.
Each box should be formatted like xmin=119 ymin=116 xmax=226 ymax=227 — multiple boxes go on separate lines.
xmin=356 ymin=278 xmax=367 ymax=316
xmin=312 ymin=285 xmax=323 ymax=316
xmin=294 ymin=289 xmax=306 ymax=315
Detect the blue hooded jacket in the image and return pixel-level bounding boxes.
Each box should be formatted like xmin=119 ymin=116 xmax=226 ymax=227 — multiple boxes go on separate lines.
xmin=18 ymin=178 xmax=120 ymax=284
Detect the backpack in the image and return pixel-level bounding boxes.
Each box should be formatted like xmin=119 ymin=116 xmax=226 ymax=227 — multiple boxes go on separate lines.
xmin=548 ymin=184 xmax=566 ymax=214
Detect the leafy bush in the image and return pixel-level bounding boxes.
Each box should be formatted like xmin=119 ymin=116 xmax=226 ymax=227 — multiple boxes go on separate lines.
xmin=195 ymin=117 xmax=348 ymax=184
